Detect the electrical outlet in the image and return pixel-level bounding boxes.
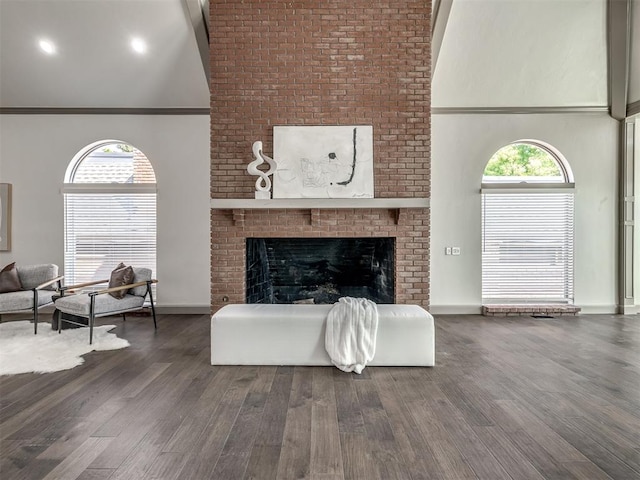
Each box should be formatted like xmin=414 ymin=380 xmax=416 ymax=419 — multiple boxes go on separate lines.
xmin=445 ymin=247 xmax=452 ymax=255
xmin=452 ymin=247 xmax=461 ymax=255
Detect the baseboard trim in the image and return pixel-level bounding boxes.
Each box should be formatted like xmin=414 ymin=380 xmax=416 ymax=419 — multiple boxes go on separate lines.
xmin=429 ymin=305 xmax=483 ymax=315
xmin=615 ymin=304 xmax=640 ymax=315
xmin=156 ymin=305 xmax=211 ymax=315
xmin=578 ymin=305 xmax=618 ymax=314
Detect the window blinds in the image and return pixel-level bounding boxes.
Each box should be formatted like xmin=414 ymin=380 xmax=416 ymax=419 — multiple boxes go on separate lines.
xmin=481 ymin=191 xmax=574 ymax=303
xmin=64 ymin=186 xmax=156 ymax=288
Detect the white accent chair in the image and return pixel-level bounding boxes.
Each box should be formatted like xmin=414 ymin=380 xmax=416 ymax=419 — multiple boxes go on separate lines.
xmin=0 ymin=264 xmax=64 ymax=334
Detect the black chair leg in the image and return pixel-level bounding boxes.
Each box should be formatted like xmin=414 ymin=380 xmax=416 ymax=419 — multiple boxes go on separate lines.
xmin=89 ymin=294 xmax=96 ymax=345
xmin=122 ymin=313 xmax=126 ymax=322
xmin=148 ymin=286 xmax=157 ymax=329
xmin=33 ymin=289 xmax=39 ymax=334
xmin=151 ymin=305 xmax=157 ymax=329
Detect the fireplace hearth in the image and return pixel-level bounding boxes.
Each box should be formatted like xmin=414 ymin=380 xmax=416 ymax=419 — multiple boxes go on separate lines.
xmin=246 ymin=237 xmax=395 ymax=304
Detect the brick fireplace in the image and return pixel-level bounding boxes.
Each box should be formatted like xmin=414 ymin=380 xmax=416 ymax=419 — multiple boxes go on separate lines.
xmin=210 ymin=1 xmax=431 ymax=312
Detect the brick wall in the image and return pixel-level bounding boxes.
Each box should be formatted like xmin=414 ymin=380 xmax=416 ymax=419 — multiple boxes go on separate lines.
xmin=210 ymin=1 xmax=431 ymax=311
xmin=132 ymin=150 xmax=156 ymax=183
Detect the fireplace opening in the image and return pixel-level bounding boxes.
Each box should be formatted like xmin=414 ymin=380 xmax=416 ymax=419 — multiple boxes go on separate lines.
xmin=246 ymin=237 xmax=395 ymax=304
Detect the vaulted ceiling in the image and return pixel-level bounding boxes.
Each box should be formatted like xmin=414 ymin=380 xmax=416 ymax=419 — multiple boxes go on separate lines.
xmin=0 ymin=0 xmax=638 ymax=114
xmin=0 ymin=0 xmax=209 ymax=109
xmin=434 ymin=0 xmax=609 ymax=108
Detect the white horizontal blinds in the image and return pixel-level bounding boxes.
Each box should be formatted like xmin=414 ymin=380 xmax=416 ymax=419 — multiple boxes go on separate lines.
xmin=64 ymin=192 xmax=157 ymax=287
xmin=482 ymin=192 xmax=574 ymax=302
xmin=64 ymin=145 xmax=157 ymax=293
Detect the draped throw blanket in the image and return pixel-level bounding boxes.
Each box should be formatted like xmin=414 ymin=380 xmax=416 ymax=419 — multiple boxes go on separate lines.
xmin=325 ymin=297 xmax=379 ymax=374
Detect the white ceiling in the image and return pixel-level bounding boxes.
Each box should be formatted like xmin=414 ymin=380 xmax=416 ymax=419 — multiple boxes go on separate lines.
xmin=0 ymin=0 xmax=210 ymax=108
xmin=0 ymin=0 xmax=637 ymax=111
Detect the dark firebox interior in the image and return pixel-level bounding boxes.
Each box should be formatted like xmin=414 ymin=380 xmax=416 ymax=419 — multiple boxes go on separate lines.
xmin=246 ymin=237 xmax=395 ymax=304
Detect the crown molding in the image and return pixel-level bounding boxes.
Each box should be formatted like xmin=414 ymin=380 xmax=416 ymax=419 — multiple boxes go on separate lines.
xmin=431 ymin=106 xmax=609 ymax=115
xmin=0 ymin=107 xmax=209 ymax=115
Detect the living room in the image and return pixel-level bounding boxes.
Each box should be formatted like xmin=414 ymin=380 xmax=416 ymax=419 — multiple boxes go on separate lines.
xmin=1 ymin=1 xmax=639 ymax=479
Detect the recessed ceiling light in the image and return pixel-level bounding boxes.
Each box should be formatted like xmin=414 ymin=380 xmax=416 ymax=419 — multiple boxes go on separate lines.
xmin=131 ymin=37 xmax=147 ymax=54
xmin=38 ymin=39 xmax=56 ymax=55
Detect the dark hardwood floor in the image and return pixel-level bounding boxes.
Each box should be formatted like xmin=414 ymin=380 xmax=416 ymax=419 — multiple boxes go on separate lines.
xmin=1 ymin=313 xmax=639 ymax=480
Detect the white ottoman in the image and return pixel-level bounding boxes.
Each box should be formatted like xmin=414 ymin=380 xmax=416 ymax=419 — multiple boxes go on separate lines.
xmin=211 ymin=304 xmax=434 ymax=366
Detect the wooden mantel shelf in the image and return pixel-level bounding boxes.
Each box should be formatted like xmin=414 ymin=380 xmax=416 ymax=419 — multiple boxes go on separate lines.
xmin=210 ymin=198 xmax=429 ymax=226
xmin=210 ymin=198 xmax=430 ymax=209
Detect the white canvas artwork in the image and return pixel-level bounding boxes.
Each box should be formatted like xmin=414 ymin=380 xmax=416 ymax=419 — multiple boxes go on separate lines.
xmin=273 ymin=125 xmax=374 ymax=198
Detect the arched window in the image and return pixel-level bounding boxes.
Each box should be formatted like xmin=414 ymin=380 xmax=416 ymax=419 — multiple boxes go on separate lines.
xmin=63 ymin=140 xmax=157 ymax=288
xmin=481 ymin=140 xmax=574 ymax=304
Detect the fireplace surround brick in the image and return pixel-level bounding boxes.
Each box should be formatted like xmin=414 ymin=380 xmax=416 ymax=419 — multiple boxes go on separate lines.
xmin=210 ymin=1 xmax=431 ymax=312
xmin=211 ymin=208 xmax=429 ymax=311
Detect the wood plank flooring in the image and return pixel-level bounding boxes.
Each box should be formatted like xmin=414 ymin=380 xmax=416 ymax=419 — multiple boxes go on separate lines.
xmin=1 ymin=313 xmax=639 ymax=479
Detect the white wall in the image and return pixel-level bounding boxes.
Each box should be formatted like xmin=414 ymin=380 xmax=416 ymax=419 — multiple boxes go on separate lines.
xmin=0 ymin=113 xmax=621 ymax=314
xmin=431 ymin=113 xmax=619 ymax=313
xmin=0 ymin=114 xmax=210 ymax=312
xmin=433 ymin=0 xmax=607 ymax=108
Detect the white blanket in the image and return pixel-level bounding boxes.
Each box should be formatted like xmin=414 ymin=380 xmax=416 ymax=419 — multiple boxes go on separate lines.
xmin=325 ymin=297 xmax=379 ymax=374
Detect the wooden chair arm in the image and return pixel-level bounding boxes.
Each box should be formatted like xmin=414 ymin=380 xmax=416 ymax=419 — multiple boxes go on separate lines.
xmin=91 ymin=279 xmax=158 ymax=297
xmin=60 ymin=279 xmax=109 ymax=292
xmin=35 ymin=275 xmax=65 ymax=290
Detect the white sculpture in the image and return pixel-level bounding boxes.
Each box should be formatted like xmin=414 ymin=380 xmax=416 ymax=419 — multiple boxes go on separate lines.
xmin=248 ymin=141 xmax=277 ymax=199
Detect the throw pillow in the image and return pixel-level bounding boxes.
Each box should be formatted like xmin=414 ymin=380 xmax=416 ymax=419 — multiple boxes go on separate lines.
xmin=0 ymin=262 xmax=24 ymax=294
xmin=108 ymin=262 xmax=134 ymax=299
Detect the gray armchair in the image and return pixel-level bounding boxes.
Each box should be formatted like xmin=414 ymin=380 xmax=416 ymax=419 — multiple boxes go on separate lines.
xmin=0 ymin=263 xmax=64 ymax=334
xmin=55 ymin=267 xmax=157 ymax=344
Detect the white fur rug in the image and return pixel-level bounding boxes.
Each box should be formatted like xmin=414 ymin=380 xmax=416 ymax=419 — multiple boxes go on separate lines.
xmin=0 ymin=321 xmax=129 ymax=375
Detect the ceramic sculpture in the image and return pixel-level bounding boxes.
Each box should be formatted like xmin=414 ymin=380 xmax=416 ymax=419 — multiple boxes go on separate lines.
xmin=248 ymin=141 xmax=277 ymax=199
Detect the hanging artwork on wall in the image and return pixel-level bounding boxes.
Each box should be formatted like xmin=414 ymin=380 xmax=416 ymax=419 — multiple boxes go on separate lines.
xmin=0 ymin=183 xmax=12 ymax=251
xmin=272 ymin=125 xmax=374 ymax=198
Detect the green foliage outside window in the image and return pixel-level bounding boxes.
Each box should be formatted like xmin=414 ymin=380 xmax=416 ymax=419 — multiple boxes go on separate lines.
xmin=484 ymin=143 xmax=561 ymax=177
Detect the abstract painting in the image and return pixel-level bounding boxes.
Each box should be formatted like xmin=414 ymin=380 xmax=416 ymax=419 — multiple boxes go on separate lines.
xmin=0 ymin=183 xmax=11 ymax=251
xmin=273 ymin=125 xmax=374 ymax=198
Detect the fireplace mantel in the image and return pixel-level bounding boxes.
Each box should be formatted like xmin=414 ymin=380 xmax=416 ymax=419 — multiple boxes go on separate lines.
xmin=210 ymin=198 xmax=429 ymax=226
xmin=210 ymin=198 xmax=429 ymax=209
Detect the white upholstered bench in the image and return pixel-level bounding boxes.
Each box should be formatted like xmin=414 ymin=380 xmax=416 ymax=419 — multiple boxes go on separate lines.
xmin=210 ymin=304 xmax=435 ymax=366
